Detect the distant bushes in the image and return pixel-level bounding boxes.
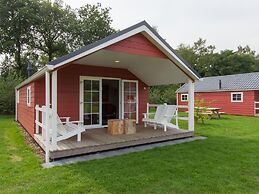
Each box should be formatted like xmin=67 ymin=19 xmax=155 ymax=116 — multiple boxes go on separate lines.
xmin=149 ymin=84 xmax=180 ymax=105
xmin=0 ymin=72 xmax=21 ymax=114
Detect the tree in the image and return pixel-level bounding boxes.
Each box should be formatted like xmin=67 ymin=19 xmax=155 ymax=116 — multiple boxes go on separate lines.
xmin=149 ymin=84 xmax=180 ymax=104
xmin=76 ymin=3 xmax=116 ymax=46
xmin=0 ymin=71 xmax=21 ymax=114
xmin=177 ymin=38 xmax=216 ymax=77
xmin=0 ymin=0 xmax=38 ymax=77
xmin=208 ymin=50 xmax=255 ymax=76
xmin=31 ymin=0 xmax=77 ymax=63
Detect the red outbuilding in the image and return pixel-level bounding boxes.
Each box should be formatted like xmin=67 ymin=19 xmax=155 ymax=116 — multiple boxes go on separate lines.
xmin=177 ymin=72 xmax=259 ymax=116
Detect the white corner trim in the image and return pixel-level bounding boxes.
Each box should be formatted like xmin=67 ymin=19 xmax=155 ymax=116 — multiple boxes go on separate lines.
xmin=231 ymin=92 xmax=243 ymax=102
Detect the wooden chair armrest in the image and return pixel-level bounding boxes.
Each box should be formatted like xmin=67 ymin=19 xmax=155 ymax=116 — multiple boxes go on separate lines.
xmin=142 ymin=113 xmax=155 ymax=115
xmin=69 ymin=121 xmax=84 ymax=124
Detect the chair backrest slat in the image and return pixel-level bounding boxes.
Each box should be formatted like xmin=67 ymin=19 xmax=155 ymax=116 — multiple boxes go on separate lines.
xmin=162 ymin=105 xmax=177 ymax=123
xmin=154 ymin=105 xmax=166 ymax=120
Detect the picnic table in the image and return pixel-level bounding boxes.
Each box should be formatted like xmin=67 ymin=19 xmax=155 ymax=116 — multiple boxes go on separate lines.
xmin=195 ymin=107 xmax=224 ymax=119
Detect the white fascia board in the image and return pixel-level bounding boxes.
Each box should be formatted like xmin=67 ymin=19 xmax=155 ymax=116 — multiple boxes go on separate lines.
xmin=49 ymin=25 xmax=199 ymax=81
xmin=15 ymin=66 xmax=50 ymax=89
xmin=50 ymin=26 xmax=147 ymax=70
xmin=142 ymin=26 xmax=200 ymax=81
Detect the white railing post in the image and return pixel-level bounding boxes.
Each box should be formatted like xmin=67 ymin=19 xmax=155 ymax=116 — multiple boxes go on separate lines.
xmin=147 ymin=103 xmax=149 ymax=116
xmin=35 ymin=105 xmax=39 ymax=134
xmin=188 ymin=80 xmax=195 ymax=131
xmin=175 ymin=107 xmax=179 ymax=129
xmin=45 ymin=71 xmax=50 ymax=163
xmin=51 ymin=70 xmax=58 ymax=150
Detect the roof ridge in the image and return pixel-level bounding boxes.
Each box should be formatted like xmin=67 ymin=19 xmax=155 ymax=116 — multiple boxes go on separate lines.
xmin=203 ymin=71 xmax=259 ymax=79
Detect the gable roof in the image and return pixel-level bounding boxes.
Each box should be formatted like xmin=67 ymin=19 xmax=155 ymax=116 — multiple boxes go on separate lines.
xmin=16 ymin=21 xmax=200 ymax=90
xmin=47 ymin=20 xmax=200 ymax=80
xmin=177 ymin=72 xmax=259 ymax=93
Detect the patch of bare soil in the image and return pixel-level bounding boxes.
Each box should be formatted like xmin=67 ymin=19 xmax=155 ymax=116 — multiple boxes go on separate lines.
xmin=17 ymin=122 xmax=44 ymax=161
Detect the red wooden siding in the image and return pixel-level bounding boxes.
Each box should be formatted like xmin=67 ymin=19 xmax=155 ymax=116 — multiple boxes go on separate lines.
xmin=177 ymin=91 xmax=255 ymax=116
xmin=17 ymin=83 xmax=36 ymax=136
xmin=57 ymin=64 xmax=148 ymax=123
xmin=105 ymin=33 xmax=167 ymax=58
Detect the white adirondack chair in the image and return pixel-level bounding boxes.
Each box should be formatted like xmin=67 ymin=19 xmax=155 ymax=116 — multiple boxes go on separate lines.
xmin=142 ymin=104 xmax=178 ymax=131
xmin=42 ymin=106 xmax=85 ymax=142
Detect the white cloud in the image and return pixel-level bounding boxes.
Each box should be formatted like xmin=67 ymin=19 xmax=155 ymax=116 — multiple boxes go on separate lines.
xmin=63 ymin=0 xmax=259 ymax=52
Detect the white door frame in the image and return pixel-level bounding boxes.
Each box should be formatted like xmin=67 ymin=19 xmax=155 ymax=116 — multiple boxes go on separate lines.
xmin=80 ymin=76 xmax=122 ymax=128
xmin=122 ymin=80 xmax=139 ymax=124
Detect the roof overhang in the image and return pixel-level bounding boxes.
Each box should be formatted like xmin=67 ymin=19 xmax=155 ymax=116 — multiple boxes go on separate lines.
xmin=16 ymin=21 xmax=200 ymax=89
xmin=72 ymin=49 xmax=191 ymax=85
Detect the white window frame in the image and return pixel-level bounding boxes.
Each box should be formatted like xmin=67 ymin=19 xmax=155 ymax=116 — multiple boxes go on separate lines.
xmin=17 ymin=90 xmax=20 ymax=104
xmin=26 ymin=86 xmax=32 ymax=107
xmin=79 ymin=76 xmax=123 ymax=128
xmin=122 ymin=79 xmax=139 ymax=124
xmin=181 ymin=94 xmax=188 ymax=102
xmin=231 ymin=92 xmax=243 ymax=102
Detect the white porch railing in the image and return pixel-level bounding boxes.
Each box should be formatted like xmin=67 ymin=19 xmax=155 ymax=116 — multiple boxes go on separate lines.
xmin=255 ymin=101 xmax=259 ymax=116
xmin=35 ymin=105 xmax=52 ymax=142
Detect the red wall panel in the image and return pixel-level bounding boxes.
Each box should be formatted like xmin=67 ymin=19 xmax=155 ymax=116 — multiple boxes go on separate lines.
xmin=105 ymin=33 xmax=167 ymax=58
xmin=177 ymin=91 xmax=255 ymax=116
xmin=17 ymin=83 xmax=36 ymax=136
xmin=57 ymin=64 xmax=148 ymax=123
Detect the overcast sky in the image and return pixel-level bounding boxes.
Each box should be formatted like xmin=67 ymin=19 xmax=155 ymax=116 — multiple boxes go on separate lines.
xmin=64 ymin=0 xmax=259 ymax=52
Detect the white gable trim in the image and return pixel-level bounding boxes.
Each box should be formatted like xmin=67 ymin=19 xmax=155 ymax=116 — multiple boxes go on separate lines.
xmin=47 ymin=26 xmax=147 ymax=70
xmin=48 ymin=25 xmax=199 ymax=81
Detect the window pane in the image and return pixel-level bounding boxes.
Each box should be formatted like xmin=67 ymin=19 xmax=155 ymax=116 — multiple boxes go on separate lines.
xmin=129 ymin=113 xmax=136 ymax=120
xmin=92 ymin=103 xmax=99 ymax=113
xmin=92 ymin=80 xmax=99 ymax=91
xmin=130 ymin=82 xmax=136 ymax=91
xmin=124 ymin=113 xmax=129 ymax=119
xmin=84 ymin=114 xmax=91 ymax=125
xmin=92 ymin=92 xmax=99 ymax=102
xmin=84 ymin=91 xmax=91 ymax=102
xmin=84 ymin=80 xmax=91 ymax=90
xmin=92 ymin=114 xmax=99 ymax=124
xmin=84 ymin=103 xmax=91 ymax=113
xmin=124 ymin=82 xmax=130 ymax=91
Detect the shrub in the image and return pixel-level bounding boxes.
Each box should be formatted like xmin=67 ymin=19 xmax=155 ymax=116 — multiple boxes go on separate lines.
xmin=0 ymin=72 xmax=21 ymax=114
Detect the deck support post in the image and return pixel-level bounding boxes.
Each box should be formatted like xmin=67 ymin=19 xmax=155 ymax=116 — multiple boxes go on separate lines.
xmin=45 ymin=71 xmax=50 ymax=163
xmin=51 ymin=70 xmax=58 ymax=150
xmin=188 ymin=80 xmax=195 ymax=131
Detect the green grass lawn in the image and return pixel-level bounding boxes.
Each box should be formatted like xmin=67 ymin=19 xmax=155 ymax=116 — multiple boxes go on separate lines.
xmin=1 ymin=115 xmax=259 ymax=194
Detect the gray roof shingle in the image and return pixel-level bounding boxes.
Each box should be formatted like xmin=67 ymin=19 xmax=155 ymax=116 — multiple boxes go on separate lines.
xmin=177 ymin=72 xmax=259 ymax=93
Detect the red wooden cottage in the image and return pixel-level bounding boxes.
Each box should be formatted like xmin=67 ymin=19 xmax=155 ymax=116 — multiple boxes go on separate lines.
xmin=177 ymin=72 xmax=259 ymax=116
xmin=15 ymin=21 xmax=200 ymax=163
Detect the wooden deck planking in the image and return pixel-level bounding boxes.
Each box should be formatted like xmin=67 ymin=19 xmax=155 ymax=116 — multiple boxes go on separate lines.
xmin=34 ymin=125 xmax=194 ymax=159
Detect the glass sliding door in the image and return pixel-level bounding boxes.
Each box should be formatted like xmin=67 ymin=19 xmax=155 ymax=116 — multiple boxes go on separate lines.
xmin=82 ymin=79 xmax=101 ymax=127
xmin=122 ymin=80 xmax=138 ymax=123
xmin=102 ymin=79 xmax=120 ymax=125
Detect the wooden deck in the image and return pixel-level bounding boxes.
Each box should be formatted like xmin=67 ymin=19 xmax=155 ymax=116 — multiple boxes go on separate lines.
xmin=34 ymin=125 xmax=194 ymax=159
